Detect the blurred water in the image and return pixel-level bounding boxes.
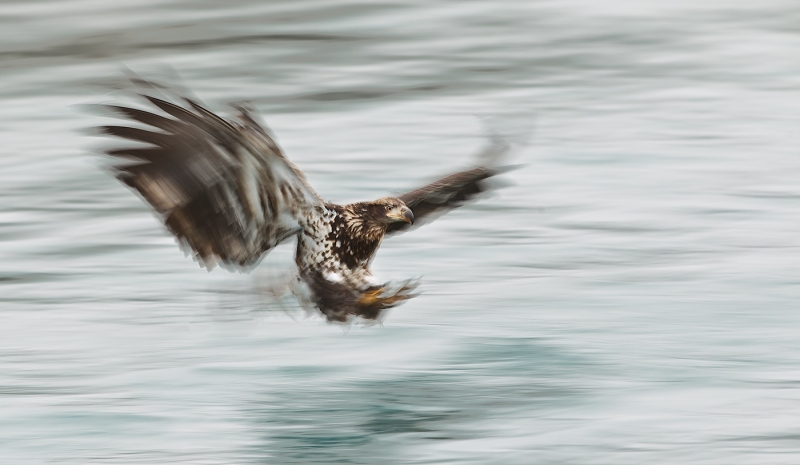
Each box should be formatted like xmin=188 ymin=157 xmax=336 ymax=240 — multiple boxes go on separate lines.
xmin=2 ymin=0 xmax=800 ymax=463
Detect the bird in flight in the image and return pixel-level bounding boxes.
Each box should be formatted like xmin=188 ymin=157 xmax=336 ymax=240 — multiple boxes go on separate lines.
xmin=98 ymin=79 xmax=508 ymax=322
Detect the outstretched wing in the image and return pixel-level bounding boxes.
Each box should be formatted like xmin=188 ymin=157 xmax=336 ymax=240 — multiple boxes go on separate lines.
xmin=386 ymin=142 xmax=511 ymax=235
xmin=99 ymin=84 xmax=322 ymax=270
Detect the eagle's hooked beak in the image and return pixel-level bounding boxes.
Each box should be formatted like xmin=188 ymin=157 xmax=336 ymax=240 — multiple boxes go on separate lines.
xmin=402 ymin=207 xmax=414 ymax=225
xmin=388 ymin=206 xmax=414 ymax=225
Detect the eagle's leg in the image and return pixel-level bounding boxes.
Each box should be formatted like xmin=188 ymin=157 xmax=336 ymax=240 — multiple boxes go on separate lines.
xmin=357 ymin=280 xmax=420 ymax=308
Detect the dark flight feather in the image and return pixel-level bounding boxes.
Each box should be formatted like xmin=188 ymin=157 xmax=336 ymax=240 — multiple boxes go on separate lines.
xmin=387 ymin=142 xmax=510 ymax=234
xmin=101 ymin=86 xmax=321 ymax=270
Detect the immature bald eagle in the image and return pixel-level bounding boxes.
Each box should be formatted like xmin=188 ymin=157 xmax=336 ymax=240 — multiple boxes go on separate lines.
xmin=99 ymin=81 xmax=507 ymax=322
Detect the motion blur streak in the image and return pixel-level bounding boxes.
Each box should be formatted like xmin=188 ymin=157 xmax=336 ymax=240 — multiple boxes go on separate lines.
xmin=1 ymin=0 xmax=800 ymax=464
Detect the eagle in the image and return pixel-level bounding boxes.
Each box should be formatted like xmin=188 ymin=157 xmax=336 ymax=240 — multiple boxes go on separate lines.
xmin=98 ymin=80 xmax=508 ymax=322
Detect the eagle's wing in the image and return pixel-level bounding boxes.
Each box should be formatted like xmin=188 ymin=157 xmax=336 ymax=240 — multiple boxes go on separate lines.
xmin=100 ymin=88 xmax=322 ymax=270
xmin=386 ymin=142 xmax=511 ymax=235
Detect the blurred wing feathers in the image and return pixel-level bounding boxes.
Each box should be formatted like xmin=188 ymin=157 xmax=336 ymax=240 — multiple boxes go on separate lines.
xmin=387 ymin=142 xmax=511 ymax=234
xmin=101 ymin=88 xmax=322 ymax=270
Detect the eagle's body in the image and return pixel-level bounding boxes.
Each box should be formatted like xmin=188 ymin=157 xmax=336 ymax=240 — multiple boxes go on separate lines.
xmin=99 ymin=79 xmax=506 ymax=322
xmin=293 ymin=202 xmax=410 ymax=320
xmin=298 ymin=203 xmax=382 ymax=288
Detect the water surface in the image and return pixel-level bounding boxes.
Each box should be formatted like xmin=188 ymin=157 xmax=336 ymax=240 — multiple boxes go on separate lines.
xmin=2 ymin=0 xmax=800 ymax=463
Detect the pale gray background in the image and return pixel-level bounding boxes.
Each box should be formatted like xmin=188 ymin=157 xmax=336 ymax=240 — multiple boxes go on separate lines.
xmin=2 ymin=0 xmax=800 ymax=463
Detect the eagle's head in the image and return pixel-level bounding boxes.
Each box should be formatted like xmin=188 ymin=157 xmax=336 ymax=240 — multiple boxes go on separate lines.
xmin=368 ymin=197 xmax=415 ymax=227
xmin=370 ymin=197 xmax=414 ymax=226
xmin=343 ymin=198 xmax=414 ymax=240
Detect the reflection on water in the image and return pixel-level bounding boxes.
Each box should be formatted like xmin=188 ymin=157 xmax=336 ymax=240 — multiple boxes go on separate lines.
xmin=2 ymin=0 xmax=800 ymax=463
xmin=248 ymin=338 xmax=588 ymax=463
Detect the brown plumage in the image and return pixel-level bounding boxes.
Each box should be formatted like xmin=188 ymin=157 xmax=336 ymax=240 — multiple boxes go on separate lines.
xmin=98 ymin=78 xmax=509 ymax=322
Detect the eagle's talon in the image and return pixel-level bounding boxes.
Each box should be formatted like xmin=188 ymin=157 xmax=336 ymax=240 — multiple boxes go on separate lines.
xmin=357 ymin=287 xmax=385 ymax=306
xmin=356 ymin=282 xmax=418 ymax=309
